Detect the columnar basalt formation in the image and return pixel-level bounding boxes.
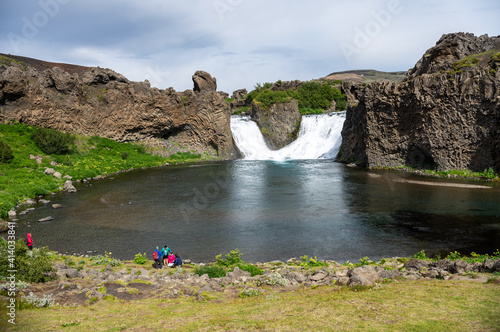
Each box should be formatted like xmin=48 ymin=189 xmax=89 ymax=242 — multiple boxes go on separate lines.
xmin=0 ymin=56 xmax=240 ymax=159
xmin=250 ymin=99 xmax=301 ymax=150
xmin=339 ymin=33 xmax=500 ymax=172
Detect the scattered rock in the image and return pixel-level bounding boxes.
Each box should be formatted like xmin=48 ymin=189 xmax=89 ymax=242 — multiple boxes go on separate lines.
xmin=45 ymin=168 xmax=55 ymax=175
xmin=0 ymin=220 xmax=8 ymax=232
xmin=63 ymin=180 xmax=77 ymax=193
xmin=38 ymin=216 xmax=54 ymax=222
xmin=404 ymin=258 xmax=429 ymax=271
xmin=347 ymin=265 xmax=379 ymax=286
xmin=309 ymin=271 xmax=328 ymax=281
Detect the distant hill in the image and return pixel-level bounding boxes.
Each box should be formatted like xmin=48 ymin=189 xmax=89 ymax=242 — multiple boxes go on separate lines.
xmin=0 ymin=53 xmax=90 ymax=76
xmin=323 ymin=69 xmax=407 ymax=84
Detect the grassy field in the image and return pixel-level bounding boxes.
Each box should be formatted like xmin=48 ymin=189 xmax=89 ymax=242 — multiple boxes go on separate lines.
xmin=0 ymin=123 xmax=204 ymax=218
xmin=7 ymin=278 xmax=500 ymax=331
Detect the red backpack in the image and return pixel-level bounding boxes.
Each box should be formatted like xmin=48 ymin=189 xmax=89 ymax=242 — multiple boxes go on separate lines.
xmin=153 ymin=251 xmax=158 ymax=260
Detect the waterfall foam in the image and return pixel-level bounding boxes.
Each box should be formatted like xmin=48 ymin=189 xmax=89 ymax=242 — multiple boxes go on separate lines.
xmin=230 ymin=112 xmax=346 ymax=161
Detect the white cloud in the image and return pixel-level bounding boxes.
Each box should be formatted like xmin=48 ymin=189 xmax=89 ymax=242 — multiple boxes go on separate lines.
xmin=0 ymin=0 xmax=498 ymax=92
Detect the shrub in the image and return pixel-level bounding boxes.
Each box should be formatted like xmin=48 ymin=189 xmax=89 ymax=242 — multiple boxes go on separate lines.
xmin=89 ymin=251 xmax=121 ymax=267
xmin=216 ymin=249 xmax=243 ymax=267
xmin=238 ymin=288 xmax=261 ymax=298
xmin=133 ymin=252 xmax=148 ymax=265
xmin=446 ymin=251 xmax=462 ymax=261
xmin=300 ymin=255 xmax=327 ymax=267
xmin=0 ymin=139 xmax=14 ymax=163
xmin=256 ymin=272 xmax=288 ymax=287
xmin=0 ymin=238 xmax=55 ymax=283
xmin=32 ymin=127 xmax=74 ymax=155
xmin=194 ymin=265 xmax=227 ymax=278
xmin=22 ymin=292 xmax=57 ymax=308
xmin=235 ymin=263 xmax=263 ymax=277
xmin=413 ymin=250 xmax=427 ymax=260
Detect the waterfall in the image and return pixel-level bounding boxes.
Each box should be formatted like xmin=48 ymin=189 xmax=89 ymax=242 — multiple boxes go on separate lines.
xmin=230 ymin=112 xmax=346 ymax=161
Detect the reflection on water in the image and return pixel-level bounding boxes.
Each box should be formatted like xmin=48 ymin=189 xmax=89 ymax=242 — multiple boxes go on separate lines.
xmin=12 ymin=161 xmax=500 ymax=263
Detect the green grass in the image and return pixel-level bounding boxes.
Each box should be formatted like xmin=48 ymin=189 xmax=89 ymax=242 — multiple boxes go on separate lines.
xmin=10 ymin=279 xmax=500 ymax=331
xmin=0 ymin=123 xmax=202 ymax=218
xmin=373 ymin=165 xmax=499 ymax=181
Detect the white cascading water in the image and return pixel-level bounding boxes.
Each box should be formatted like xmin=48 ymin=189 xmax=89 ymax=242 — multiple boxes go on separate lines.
xmin=230 ymin=112 xmax=346 ymax=161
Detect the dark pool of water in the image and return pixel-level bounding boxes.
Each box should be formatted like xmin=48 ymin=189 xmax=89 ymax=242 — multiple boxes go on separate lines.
xmin=12 ymin=160 xmax=500 ymax=263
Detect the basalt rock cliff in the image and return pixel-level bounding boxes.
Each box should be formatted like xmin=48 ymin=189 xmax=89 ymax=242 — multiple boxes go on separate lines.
xmin=339 ymin=33 xmax=500 ymax=172
xmin=250 ymin=99 xmax=301 ymax=150
xmin=0 ymin=55 xmax=240 ymax=160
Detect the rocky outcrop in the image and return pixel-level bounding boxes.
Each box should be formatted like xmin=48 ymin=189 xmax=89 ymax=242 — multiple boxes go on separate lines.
xmin=0 ymin=58 xmax=240 ymax=159
xmin=11 ymin=255 xmax=499 ymax=307
xmin=339 ymin=33 xmax=500 ymax=172
xmin=192 ymin=70 xmax=217 ymax=92
xmin=250 ymin=99 xmax=301 ymax=150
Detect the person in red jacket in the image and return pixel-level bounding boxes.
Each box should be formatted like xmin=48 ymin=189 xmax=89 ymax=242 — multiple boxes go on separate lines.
xmin=26 ymin=233 xmax=33 ymax=250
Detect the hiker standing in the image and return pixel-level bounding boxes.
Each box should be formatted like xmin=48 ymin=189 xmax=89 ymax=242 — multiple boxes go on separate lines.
xmin=26 ymin=233 xmax=33 ymax=250
xmin=153 ymin=246 xmax=162 ymax=269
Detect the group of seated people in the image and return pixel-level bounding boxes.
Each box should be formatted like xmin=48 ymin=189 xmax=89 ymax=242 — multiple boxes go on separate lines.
xmin=153 ymin=245 xmax=182 ymax=269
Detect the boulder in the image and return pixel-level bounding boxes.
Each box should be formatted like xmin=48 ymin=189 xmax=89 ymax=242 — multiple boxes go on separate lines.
xmin=58 ymin=268 xmax=80 ymax=279
xmin=38 ymin=216 xmax=54 ymax=222
xmin=347 ymin=265 xmax=379 ymax=286
xmin=309 ymin=271 xmax=328 ymax=282
xmin=403 ymin=258 xmax=429 ymax=272
xmin=63 ymin=180 xmax=77 ymax=193
xmin=449 ymin=260 xmax=469 ymax=274
xmin=0 ymin=219 xmax=8 ymax=232
xmin=7 ymin=210 xmax=16 ymax=219
xmin=44 ymin=168 xmax=55 ymax=175
xmin=231 ymin=89 xmax=247 ymax=100
xmin=192 ymin=70 xmax=217 ymax=92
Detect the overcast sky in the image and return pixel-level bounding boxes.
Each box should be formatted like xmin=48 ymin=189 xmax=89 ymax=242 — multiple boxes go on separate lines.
xmin=1 ymin=0 xmax=498 ymax=93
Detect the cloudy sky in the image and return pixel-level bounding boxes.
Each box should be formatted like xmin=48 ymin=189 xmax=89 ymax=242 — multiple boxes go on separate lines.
xmin=1 ymin=0 xmax=498 ymax=93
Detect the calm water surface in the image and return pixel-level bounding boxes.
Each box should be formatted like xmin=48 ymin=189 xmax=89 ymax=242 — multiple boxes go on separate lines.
xmin=14 ymin=160 xmax=500 ymax=262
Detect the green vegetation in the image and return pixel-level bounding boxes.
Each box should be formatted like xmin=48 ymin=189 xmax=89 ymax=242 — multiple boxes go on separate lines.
xmin=89 ymin=251 xmax=121 ymax=267
xmin=133 ymin=252 xmax=148 ymax=265
xmin=374 ymin=165 xmax=499 ymax=181
xmin=246 ymin=80 xmax=347 ymax=113
xmin=0 ymin=55 xmax=25 ymax=69
xmin=0 ymin=139 xmax=14 ymax=163
xmin=0 ymin=238 xmax=55 ymax=283
xmin=193 ymin=265 xmax=227 ymax=278
xmin=453 ymin=56 xmax=479 ymax=71
xmin=300 ymin=255 xmax=328 ymax=268
xmin=32 ymin=127 xmax=74 ymax=155
xmin=215 ymin=249 xmax=243 ymax=267
xmin=0 ymin=122 xmax=204 ymax=218
xmin=12 ymin=278 xmax=500 ymax=331
xmin=193 ymin=249 xmax=264 ymax=278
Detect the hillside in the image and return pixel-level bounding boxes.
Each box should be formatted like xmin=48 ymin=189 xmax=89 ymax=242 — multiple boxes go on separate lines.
xmin=323 ymin=69 xmax=407 ymax=83
xmin=0 ymin=53 xmax=90 ymax=76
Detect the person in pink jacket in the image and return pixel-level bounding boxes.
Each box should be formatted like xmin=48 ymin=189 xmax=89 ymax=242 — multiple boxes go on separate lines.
xmin=26 ymin=233 xmax=33 ymax=250
xmin=167 ymin=252 xmax=175 ymax=267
